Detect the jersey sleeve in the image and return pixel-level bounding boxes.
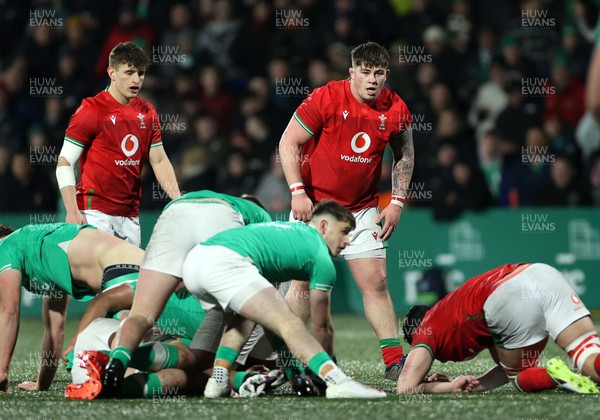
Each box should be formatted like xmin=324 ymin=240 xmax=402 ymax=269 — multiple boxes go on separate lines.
xmin=0 ymin=236 xmax=24 ymax=275
xmin=293 ymin=85 xmax=327 ymax=135
xmin=411 ymin=322 xmax=437 ymax=359
xmin=308 ymin=247 xmax=336 ymax=292
xmin=149 ymin=106 xmax=163 ymax=148
xmin=64 ymin=99 xmax=98 ymax=148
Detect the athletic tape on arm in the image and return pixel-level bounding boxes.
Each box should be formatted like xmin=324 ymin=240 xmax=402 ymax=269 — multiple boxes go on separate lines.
xmin=56 ymin=141 xmax=83 ymax=189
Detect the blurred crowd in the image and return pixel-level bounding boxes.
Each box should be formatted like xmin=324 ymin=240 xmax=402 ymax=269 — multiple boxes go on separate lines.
xmin=1 ymin=0 xmax=600 ymax=219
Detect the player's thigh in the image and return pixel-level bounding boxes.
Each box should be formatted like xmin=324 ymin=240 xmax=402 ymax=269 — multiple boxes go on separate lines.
xmin=130 ymin=268 xmax=181 ymax=321
xmin=182 ymin=245 xmax=272 ymax=313
xmin=495 ymin=339 xmax=548 ymax=373
xmin=341 ymin=207 xmax=386 ymax=257
xmin=82 ymin=210 xmax=115 ymax=235
xmin=555 ymin=316 xmax=596 ymax=349
xmin=346 ymin=257 xmax=387 ymax=293
xmin=143 ymin=203 xmax=243 ymax=279
xmin=238 ymin=287 xmax=303 ymax=337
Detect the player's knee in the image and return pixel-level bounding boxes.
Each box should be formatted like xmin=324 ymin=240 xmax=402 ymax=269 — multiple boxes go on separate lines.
xmin=565 ymin=331 xmax=600 ymax=378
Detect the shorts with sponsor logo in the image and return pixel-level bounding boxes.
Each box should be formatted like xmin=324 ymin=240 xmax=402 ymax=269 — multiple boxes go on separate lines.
xmin=142 ymin=202 xmax=243 ymax=278
xmin=289 ymin=206 xmax=386 ymax=258
xmin=83 ymin=210 xmax=141 ymax=247
xmin=71 ymin=318 xmax=119 ymax=383
xmin=483 ymin=263 xmax=590 ymax=349
xmin=182 ymin=245 xmax=273 ymax=313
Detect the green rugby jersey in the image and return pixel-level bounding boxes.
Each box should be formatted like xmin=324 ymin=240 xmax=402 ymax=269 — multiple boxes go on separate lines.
xmin=164 ymin=190 xmax=271 ymax=225
xmin=202 ymin=222 xmax=337 ymax=291
xmin=0 ymin=223 xmax=97 ymax=301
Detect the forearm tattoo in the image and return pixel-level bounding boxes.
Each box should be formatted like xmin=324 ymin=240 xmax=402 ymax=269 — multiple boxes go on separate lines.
xmin=391 ymin=127 xmax=414 ymax=198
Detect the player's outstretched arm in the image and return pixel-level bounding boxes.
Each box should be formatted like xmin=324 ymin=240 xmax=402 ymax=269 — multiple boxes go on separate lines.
xmin=149 ymin=145 xmax=181 ymax=200
xmin=20 ymin=294 xmax=69 ymax=391
xmin=377 ymin=127 xmax=414 ymax=241
xmin=0 ymin=270 xmax=22 ymax=393
xmin=63 ymin=285 xmax=134 ymax=362
xmin=309 ymin=289 xmax=335 ymax=356
xmin=279 ymin=116 xmax=314 ymax=221
xmin=56 ymin=141 xmax=85 ymax=225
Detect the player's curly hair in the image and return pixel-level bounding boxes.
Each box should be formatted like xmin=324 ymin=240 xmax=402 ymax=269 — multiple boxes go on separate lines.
xmin=402 ymin=304 xmax=431 ymax=345
xmin=109 ymin=42 xmax=150 ymax=71
xmin=312 ymin=200 xmax=356 ymax=230
xmin=0 ymin=224 xmax=15 ymax=240
xmin=351 ymin=42 xmax=390 ymax=69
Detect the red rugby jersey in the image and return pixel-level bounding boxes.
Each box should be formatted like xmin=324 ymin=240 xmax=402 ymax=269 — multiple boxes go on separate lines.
xmin=294 ymin=80 xmax=411 ymax=212
xmin=64 ymin=90 xmax=162 ymax=217
xmin=411 ymin=263 xmax=529 ymax=362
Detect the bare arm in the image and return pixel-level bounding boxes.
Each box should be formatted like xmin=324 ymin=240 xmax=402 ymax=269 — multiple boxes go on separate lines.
xmin=26 ymin=294 xmax=70 ymax=391
xmin=0 ymin=270 xmax=22 ymax=392
xmin=472 ymin=365 xmax=509 ymax=392
xmin=63 ymin=285 xmax=135 ymax=361
xmin=56 ymin=141 xmax=85 ymax=224
xmin=376 ymin=127 xmax=414 ymax=241
xmin=149 ymin=145 xmax=181 ymax=200
xmin=309 ymin=289 xmax=334 ymax=355
xmin=278 ymin=116 xmax=314 ymax=222
xmin=397 ymin=347 xmax=479 ymax=394
xmin=586 ymin=47 xmax=600 ymax=124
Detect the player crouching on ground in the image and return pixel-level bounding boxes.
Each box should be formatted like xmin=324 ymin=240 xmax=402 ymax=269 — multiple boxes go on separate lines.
xmin=398 ymin=263 xmax=600 ymax=395
xmin=0 ymin=223 xmax=143 ymax=393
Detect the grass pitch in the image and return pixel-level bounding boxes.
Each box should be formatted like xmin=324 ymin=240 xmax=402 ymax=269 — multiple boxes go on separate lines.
xmin=1 ymin=316 xmax=597 ymax=420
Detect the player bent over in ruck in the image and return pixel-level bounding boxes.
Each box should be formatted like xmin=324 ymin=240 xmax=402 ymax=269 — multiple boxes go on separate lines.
xmin=398 ymin=263 xmax=600 ymax=395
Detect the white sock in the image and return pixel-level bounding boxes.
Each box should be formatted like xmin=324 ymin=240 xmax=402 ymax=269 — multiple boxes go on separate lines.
xmin=213 ymin=366 xmax=230 ymax=386
xmin=319 ymin=361 xmax=349 ymax=385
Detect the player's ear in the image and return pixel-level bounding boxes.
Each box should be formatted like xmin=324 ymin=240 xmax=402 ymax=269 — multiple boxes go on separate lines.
xmin=385 ymin=68 xmax=390 ymax=79
xmin=349 ymin=67 xmax=354 ymax=79
xmin=318 ymin=217 xmax=329 ymax=234
xmin=107 ymin=67 xmax=116 ymax=81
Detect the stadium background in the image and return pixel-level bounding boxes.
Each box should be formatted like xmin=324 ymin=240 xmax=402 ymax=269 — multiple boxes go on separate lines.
xmin=1 ymin=0 xmax=600 ymax=315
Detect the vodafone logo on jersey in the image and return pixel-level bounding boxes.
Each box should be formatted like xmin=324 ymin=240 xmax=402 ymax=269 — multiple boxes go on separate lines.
xmin=115 ymin=134 xmax=141 ymax=166
xmin=340 ymin=131 xmax=373 ymax=164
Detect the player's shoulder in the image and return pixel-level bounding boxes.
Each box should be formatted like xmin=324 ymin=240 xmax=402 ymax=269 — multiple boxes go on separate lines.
xmin=380 ymin=87 xmax=410 ymax=112
xmin=309 ymin=80 xmax=345 ymax=98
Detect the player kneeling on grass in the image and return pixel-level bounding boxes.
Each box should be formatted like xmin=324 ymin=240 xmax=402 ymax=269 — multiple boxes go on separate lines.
xmin=180 ymin=200 xmax=386 ymax=399
xmin=0 ymin=223 xmax=143 ymax=393
xmin=398 ymin=263 xmax=600 ymax=395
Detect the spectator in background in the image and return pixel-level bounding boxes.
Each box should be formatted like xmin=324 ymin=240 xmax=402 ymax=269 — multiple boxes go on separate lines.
xmin=538 ymin=155 xmax=590 ymax=206
xmin=471 ymin=27 xmax=500 ymax=84
xmin=197 ymin=65 xmax=237 ymax=134
xmin=0 ymin=83 xmax=25 ymax=152
xmin=498 ymin=35 xmax=538 ymax=82
xmin=179 ymin=144 xmax=217 ymax=193
xmin=430 ymin=108 xmax=476 ymax=164
xmin=56 ymin=52 xmax=89 ymax=111
xmin=215 ymin=151 xmax=257 ymax=197
xmin=560 ymin=25 xmax=592 ymax=78
xmin=495 ymin=78 xmax=542 ymax=163
xmin=245 ymin=114 xmax=275 ymax=171
xmin=478 ymin=130 xmax=503 ymax=203
xmin=400 ymin=0 xmax=445 ymax=46
xmin=468 ymin=62 xmax=509 ymax=142
xmin=500 ymin=127 xmax=553 ymax=207
xmin=17 ymin=25 xmax=59 ymax=80
xmin=306 ymin=57 xmax=331 ymax=89
xmin=193 ymin=112 xmax=227 ymax=163
xmin=445 ymin=0 xmax=474 ymax=54
xmin=254 ymin=150 xmax=291 ymax=212
xmin=543 ymin=58 xmax=586 ymax=131
xmin=542 ymin=116 xmax=580 ymax=161
xmin=94 ymin=1 xmax=155 ymax=77
xmin=5 ymin=151 xmax=57 ymax=212
xmin=431 ymin=158 xmax=493 ymax=221
xmin=60 ymin=15 xmax=97 ymax=78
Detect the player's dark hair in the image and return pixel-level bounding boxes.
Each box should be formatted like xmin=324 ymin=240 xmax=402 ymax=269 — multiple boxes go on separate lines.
xmin=0 ymin=224 xmax=15 ymax=240
xmin=351 ymin=42 xmax=390 ymax=69
xmin=402 ymin=304 xmax=431 ymax=345
xmin=312 ymin=200 xmax=356 ymax=230
xmin=109 ymin=42 xmax=149 ymax=71
xmin=241 ymin=194 xmax=266 ymax=210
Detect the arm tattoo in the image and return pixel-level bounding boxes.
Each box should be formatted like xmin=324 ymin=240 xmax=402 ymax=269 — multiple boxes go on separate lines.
xmin=390 ymin=127 xmax=414 ymax=198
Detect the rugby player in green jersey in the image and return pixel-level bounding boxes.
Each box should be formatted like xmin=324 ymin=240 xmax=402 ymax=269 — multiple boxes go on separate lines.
xmin=0 ymin=223 xmax=143 ymax=393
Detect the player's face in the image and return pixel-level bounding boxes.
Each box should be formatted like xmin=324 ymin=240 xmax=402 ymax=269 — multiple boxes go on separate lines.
xmin=108 ymin=63 xmax=146 ymax=104
xmin=349 ymin=65 xmax=389 ymax=104
xmin=322 ymin=219 xmax=352 ymax=256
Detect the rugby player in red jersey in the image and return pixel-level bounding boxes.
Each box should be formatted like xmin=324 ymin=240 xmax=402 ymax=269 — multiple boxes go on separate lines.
xmin=56 ymin=42 xmax=180 ymax=246
xmin=398 ymin=263 xmax=600 ymax=394
xmin=278 ymin=41 xmax=414 ymax=380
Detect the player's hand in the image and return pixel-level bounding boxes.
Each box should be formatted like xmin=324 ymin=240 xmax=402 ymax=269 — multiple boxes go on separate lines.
xmin=291 ymin=193 xmax=313 ymax=222
xmin=62 ymin=343 xmax=75 ymax=363
xmin=427 ymin=373 xmax=453 ymax=383
xmin=451 ymin=375 xmax=479 ymax=393
xmin=65 ymin=210 xmax=86 ymax=225
xmin=17 ymin=381 xmax=40 ymax=391
xmin=376 ymin=204 xmax=402 ymax=241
